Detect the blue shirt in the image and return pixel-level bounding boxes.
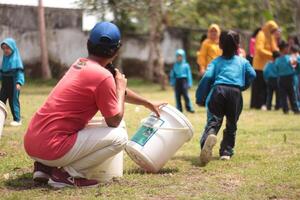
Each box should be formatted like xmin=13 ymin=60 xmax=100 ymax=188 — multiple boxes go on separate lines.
xmin=275 ymin=55 xmax=299 ymax=77
xmin=196 ymin=55 xmax=256 ymax=105
xmin=170 ymin=49 xmax=193 ymax=87
xmin=263 ymin=61 xmax=278 ymax=80
xmin=1 ymin=38 xmax=25 ymax=85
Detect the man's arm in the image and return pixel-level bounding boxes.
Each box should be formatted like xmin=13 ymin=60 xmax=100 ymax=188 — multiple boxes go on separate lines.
xmin=125 ymin=88 xmax=165 ymax=117
xmin=104 ymin=70 xmax=127 ymax=127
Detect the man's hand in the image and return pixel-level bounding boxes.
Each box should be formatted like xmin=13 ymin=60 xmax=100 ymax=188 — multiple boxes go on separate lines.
xmin=145 ymin=102 xmax=167 ymax=117
xmin=115 ymin=69 xmax=127 ymax=93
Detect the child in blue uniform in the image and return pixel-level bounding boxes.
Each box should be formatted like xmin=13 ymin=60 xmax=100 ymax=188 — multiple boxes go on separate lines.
xmin=275 ymin=41 xmax=300 ymax=114
xmin=263 ymin=51 xmax=281 ymax=110
xmin=170 ymin=49 xmax=194 ymax=113
xmin=290 ymin=44 xmax=300 ymax=107
xmin=196 ymin=31 xmax=256 ymax=165
xmin=0 ymin=38 xmax=25 ymax=126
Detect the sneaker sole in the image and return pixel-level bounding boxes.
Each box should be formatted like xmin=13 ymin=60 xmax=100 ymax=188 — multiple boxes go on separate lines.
xmin=48 ymin=179 xmax=99 ymax=188
xmin=220 ymin=156 xmax=231 ymax=160
xmin=200 ymin=134 xmax=217 ymax=165
xmin=33 ymin=171 xmax=50 ymax=183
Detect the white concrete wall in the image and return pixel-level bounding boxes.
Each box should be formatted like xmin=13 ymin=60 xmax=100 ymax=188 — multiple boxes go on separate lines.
xmin=0 ymin=28 xmax=88 ymax=66
xmin=0 ymin=4 xmax=186 ymax=77
xmin=0 ymin=28 xmax=183 ymax=68
xmin=122 ymin=31 xmax=184 ymax=65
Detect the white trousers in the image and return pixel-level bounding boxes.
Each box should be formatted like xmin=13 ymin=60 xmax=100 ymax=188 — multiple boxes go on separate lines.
xmin=32 ymin=119 xmax=128 ymax=178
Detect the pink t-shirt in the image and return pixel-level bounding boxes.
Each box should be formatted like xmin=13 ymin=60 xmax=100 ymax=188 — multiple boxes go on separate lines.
xmin=24 ymin=58 xmax=120 ymax=160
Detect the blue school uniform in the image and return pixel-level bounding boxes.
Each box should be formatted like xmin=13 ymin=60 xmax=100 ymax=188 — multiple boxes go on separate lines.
xmin=295 ymin=56 xmax=300 ymax=107
xmin=196 ymin=55 xmax=256 ymax=106
xmin=263 ymin=61 xmax=281 ymax=110
xmin=275 ymin=55 xmax=299 ymax=113
xmin=170 ymin=49 xmax=194 ymax=112
xmin=0 ymin=38 xmax=25 ymax=122
xmin=196 ymin=55 xmax=256 ymax=156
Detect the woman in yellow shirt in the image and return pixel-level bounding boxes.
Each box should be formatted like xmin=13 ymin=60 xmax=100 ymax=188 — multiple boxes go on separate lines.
xmin=197 ymin=24 xmax=222 ymax=75
xmin=250 ymin=20 xmax=279 ymax=109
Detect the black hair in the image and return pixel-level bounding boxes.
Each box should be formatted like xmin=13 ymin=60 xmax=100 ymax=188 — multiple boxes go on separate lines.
xmin=290 ymin=44 xmax=300 ymax=53
xmin=278 ymin=40 xmax=288 ymax=51
xmin=272 ymin=51 xmax=280 ymax=59
xmin=87 ymin=37 xmax=121 ymax=58
xmin=252 ymin=27 xmax=261 ymax=38
xmin=200 ymin=33 xmax=207 ymax=43
xmin=219 ymin=30 xmax=239 ymax=59
xmin=288 ymin=35 xmax=300 ymax=45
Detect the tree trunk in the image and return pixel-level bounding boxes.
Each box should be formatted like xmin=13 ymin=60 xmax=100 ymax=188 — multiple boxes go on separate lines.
xmin=146 ymin=0 xmax=167 ymax=90
xmin=38 ymin=0 xmax=52 ymax=80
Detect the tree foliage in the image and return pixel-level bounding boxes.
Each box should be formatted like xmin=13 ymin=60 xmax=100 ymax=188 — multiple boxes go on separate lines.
xmin=76 ymin=0 xmax=299 ymax=37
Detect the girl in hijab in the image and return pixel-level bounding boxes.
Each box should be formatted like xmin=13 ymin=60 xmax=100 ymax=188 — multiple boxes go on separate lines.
xmin=0 ymin=38 xmax=25 ymax=126
xmin=170 ymin=49 xmax=194 ymax=113
xmin=197 ymin=24 xmax=222 ymax=75
xmin=250 ymin=20 xmax=279 ymax=110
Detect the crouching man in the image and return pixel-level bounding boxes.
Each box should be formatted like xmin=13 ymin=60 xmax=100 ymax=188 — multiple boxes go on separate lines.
xmin=24 ymin=22 xmax=164 ymax=188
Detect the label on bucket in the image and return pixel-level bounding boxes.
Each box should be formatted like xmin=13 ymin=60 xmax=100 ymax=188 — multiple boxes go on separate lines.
xmin=131 ymin=115 xmax=164 ymax=146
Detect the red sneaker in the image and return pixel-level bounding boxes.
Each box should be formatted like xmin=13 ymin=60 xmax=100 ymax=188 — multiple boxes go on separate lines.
xmin=33 ymin=161 xmax=55 ymax=183
xmin=48 ymin=168 xmax=99 ymax=188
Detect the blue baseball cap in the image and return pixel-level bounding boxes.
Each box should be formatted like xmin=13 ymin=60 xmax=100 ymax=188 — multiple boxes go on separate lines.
xmin=88 ymin=22 xmax=121 ymax=47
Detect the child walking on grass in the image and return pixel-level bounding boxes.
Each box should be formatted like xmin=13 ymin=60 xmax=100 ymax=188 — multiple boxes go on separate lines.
xmin=263 ymin=51 xmax=281 ymax=110
xmin=170 ymin=49 xmax=194 ymax=113
xmin=0 ymin=38 xmax=25 ymax=126
xmin=195 ymin=31 xmax=256 ymax=165
xmin=275 ymin=41 xmax=300 ymax=114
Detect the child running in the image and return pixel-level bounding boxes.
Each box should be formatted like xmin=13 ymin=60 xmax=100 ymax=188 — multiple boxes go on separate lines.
xmin=0 ymin=38 xmax=25 ymax=126
xmin=170 ymin=49 xmax=194 ymax=113
xmin=196 ymin=31 xmax=256 ymax=165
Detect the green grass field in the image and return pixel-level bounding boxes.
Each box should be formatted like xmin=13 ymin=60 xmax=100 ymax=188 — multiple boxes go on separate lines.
xmin=0 ymin=79 xmax=299 ymax=200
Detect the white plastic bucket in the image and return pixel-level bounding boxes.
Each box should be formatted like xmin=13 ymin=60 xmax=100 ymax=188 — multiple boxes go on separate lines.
xmin=84 ymin=117 xmax=124 ymax=182
xmin=0 ymin=101 xmax=7 ymax=139
xmin=85 ymin=151 xmax=123 ymax=183
xmin=125 ymin=104 xmax=193 ymax=173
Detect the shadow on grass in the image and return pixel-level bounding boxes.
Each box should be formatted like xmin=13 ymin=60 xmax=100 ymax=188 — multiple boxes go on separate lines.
xmin=172 ymin=155 xmax=220 ymax=167
xmin=4 ymin=173 xmax=49 ymax=191
xmin=126 ymin=167 xmax=179 ymax=175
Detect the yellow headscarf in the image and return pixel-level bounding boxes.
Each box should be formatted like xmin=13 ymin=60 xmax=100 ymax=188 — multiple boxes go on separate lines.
xmin=262 ymin=20 xmax=278 ymax=39
xmin=207 ymin=24 xmax=221 ymax=42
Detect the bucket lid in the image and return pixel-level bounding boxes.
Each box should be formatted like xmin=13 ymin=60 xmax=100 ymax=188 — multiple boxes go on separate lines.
xmin=161 ymin=105 xmax=194 ymax=139
xmin=0 ymin=101 xmax=7 ymax=119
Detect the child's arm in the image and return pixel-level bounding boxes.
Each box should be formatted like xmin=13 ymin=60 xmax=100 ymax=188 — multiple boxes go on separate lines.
xmin=169 ymin=68 xmax=176 ymax=87
xmin=15 ymin=69 xmax=25 ymax=86
xmin=243 ymin=61 xmax=256 ymax=91
xmin=295 ymin=56 xmax=300 ymax=74
xmin=186 ymin=64 xmax=193 ymax=88
xmin=262 ymin=63 xmax=269 ymax=82
xmin=195 ymin=61 xmax=215 ymax=106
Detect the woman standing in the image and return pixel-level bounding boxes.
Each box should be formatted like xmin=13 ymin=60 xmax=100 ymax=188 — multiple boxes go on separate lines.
xmin=197 ymin=24 xmax=222 ymax=76
xmin=250 ymin=21 xmax=279 ymax=109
